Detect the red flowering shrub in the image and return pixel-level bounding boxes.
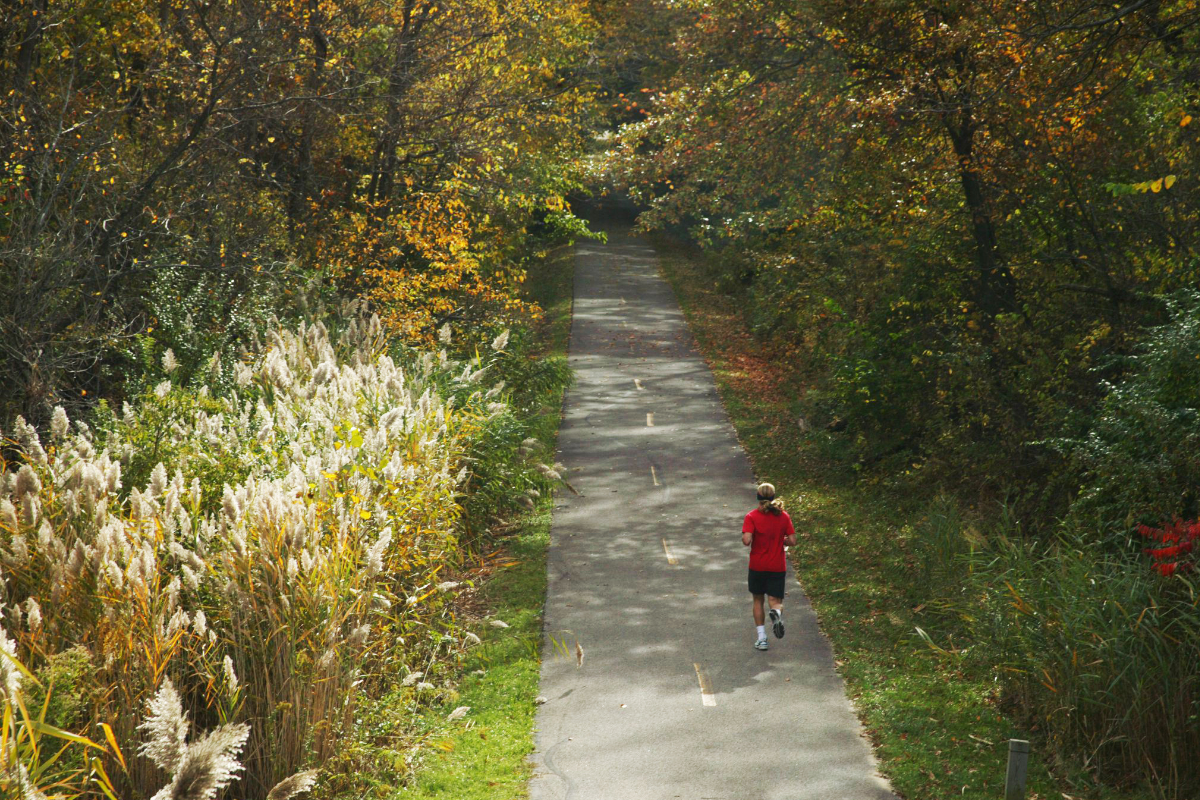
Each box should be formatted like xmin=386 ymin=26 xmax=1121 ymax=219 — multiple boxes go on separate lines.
xmin=1138 ymin=519 xmax=1199 ymax=577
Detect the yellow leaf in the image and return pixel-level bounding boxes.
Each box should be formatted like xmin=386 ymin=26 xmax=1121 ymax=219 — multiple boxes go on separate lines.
xmin=1164 ymin=174 xmax=1177 ymax=189
xmin=99 ymin=723 xmax=127 ymax=770
xmin=1151 ymin=179 xmax=1163 ymax=193
xmin=359 ymin=510 xmax=371 ymax=520
xmin=1182 ymin=114 xmax=1193 ymax=127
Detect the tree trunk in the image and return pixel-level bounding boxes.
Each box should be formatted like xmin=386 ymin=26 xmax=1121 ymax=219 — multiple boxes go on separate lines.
xmin=947 ymin=120 xmax=1018 ymax=318
xmin=287 ymin=7 xmax=327 ymax=240
xmin=10 ymin=0 xmax=50 ymax=97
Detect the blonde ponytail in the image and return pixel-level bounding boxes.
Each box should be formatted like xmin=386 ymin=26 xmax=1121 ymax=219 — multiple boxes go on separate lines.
xmin=756 ymin=482 xmax=784 ymax=515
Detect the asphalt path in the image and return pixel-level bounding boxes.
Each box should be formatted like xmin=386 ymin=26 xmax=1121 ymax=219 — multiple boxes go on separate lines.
xmin=528 ymin=218 xmax=896 ymax=800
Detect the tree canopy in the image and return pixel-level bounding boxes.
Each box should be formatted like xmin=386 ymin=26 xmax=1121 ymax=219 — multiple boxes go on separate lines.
xmin=605 ymin=0 xmax=1200 ymax=512
xmin=2 ymin=0 xmax=596 ymax=425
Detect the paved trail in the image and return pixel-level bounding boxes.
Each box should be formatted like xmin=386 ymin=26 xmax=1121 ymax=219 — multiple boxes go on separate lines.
xmin=528 ymin=219 xmax=895 ymax=800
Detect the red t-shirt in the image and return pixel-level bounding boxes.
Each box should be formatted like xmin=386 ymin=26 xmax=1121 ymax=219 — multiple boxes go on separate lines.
xmin=743 ymin=508 xmax=795 ymax=572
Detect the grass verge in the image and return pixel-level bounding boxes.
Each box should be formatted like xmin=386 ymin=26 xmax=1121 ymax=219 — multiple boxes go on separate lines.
xmin=396 ymin=514 xmax=551 ymax=799
xmin=652 ymin=241 xmax=1147 ymax=800
xmin=393 ymin=244 xmax=574 ymax=798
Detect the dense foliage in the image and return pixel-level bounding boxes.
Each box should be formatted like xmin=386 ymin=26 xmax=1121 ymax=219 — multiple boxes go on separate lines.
xmin=595 ymin=1 xmax=1200 ymax=795
xmin=2 ymin=1 xmax=592 ymax=795
xmin=606 ymin=0 xmax=1200 ymax=500
xmin=1 ymin=0 xmax=595 ymax=427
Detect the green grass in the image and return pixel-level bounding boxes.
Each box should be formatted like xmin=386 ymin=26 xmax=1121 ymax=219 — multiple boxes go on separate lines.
xmin=398 ymin=514 xmax=551 ymax=799
xmin=653 ymin=243 xmax=1148 ymax=800
xmin=391 ymin=243 xmax=574 ymax=798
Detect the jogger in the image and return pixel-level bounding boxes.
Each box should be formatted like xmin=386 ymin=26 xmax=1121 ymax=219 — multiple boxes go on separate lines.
xmin=741 ymin=482 xmax=796 ymax=650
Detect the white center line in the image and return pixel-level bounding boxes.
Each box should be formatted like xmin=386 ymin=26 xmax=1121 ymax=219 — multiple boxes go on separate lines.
xmin=650 ymin=465 xmax=660 ymax=486
xmin=662 ymin=538 xmax=678 ymax=565
xmin=694 ymin=663 xmax=716 ymax=707
xmin=634 ymin=379 xmax=644 ymax=391
xmin=646 ymin=412 xmax=654 ymax=427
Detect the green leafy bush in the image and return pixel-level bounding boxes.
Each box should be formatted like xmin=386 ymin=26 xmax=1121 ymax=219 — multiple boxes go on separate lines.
xmin=1053 ymin=291 xmax=1200 ymax=533
xmin=431 ymin=326 xmax=572 ymax=540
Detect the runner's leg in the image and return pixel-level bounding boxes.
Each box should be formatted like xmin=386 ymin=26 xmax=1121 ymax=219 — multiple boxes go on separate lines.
xmin=768 ymin=594 xmax=785 ymax=638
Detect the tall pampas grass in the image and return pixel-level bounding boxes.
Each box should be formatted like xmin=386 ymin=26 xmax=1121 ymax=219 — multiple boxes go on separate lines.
xmin=138 ymin=679 xmax=317 ymax=800
xmin=0 ymin=308 xmax=516 ymax=797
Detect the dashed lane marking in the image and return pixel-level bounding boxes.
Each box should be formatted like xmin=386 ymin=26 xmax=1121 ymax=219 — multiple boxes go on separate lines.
xmin=694 ymin=664 xmax=716 ymax=707
xmin=662 ymin=538 xmax=678 ymax=565
xmin=650 ymin=465 xmax=660 ymax=487
xmin=646 ymin=412 xmax=655 ymax=427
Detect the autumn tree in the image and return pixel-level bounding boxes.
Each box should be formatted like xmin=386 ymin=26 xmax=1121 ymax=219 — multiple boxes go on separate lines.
xmin=606 ymin=0 xmax=1200 ymax=489
xmin=0 ymin=0 xmax=596 ymax=426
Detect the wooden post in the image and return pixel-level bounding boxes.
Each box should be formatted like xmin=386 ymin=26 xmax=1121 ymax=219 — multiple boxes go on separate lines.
xmin=1005 ymin=739 xmax=1030 ymax=800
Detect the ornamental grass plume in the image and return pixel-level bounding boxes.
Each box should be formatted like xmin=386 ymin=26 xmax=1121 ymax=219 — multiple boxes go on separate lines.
xmin=49 ymin=407 xmax=69 ymax=441
xmin=138 ymin=679 xmax=190 ymax=775
xmin=0 ymin=625 xmax=21 ymax=702
xmin=265 ymin=770 xmax=319 ymax=800
xmin=152 ymin=722 xmax=250 ymax=800
xmin=137 ymin=664 xmax=320 ymax=800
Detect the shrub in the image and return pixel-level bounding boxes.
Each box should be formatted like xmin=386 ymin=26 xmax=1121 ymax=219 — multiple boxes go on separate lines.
xmin=1138 ymin=519 xmax=1199 ymax=578
xmin=0 ymin=632 xmax=120 ymax=798
xmin=1054 ymin=291 xmax=1200 ymax=535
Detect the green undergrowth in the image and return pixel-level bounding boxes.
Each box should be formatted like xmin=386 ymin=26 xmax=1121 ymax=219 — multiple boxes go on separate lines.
xmin=398 ymin=513 xmax=551 ymax=799
xmin=654 ymin=242 xmax=1150 ymax=800
xmin=391 ymin=244 xmax=575 ymax=798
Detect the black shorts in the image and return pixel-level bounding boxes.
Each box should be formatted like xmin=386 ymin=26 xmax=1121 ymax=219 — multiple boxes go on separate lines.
xmin=748 ymin=569 xmax=786 ymax=599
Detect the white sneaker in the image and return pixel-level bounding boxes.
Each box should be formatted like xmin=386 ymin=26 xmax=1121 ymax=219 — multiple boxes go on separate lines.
xmin=754 ymin=637 xmax=769 ymax=651
xmin=769 ymin=608 xmax=785 ymax=639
